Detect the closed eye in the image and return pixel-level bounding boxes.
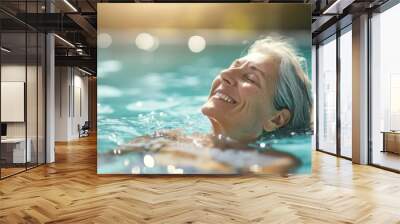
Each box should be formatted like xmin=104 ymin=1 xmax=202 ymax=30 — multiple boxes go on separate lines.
xmin=243 ymin=74 xmax=256 ymax=83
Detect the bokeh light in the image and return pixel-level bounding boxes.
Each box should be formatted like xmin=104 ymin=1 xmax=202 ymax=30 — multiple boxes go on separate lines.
xmin=143 ymin=154 xmax=155 ymax=168
xmin=135 ymin=33 xmax=159 ymax=51
xmin=98 ymin=33 xmax=112 ymax=48
xmin=188 ymin=35 xmax=206 ymax=53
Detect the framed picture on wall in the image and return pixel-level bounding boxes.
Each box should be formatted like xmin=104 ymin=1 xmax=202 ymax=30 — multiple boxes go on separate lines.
xmin=1 ymin=81 xmax=25 ymax=122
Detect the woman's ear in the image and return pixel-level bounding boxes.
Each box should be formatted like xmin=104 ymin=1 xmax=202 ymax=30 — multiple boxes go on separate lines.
xmin=263 ymin=109 xmax=291 ymax=132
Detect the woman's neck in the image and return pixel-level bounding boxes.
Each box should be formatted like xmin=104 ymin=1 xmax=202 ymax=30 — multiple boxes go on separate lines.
xmin=210 ymin=119 xmax=259 ymax=145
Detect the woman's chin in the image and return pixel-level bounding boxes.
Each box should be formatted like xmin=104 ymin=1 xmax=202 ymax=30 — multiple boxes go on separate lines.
xmin=201 ymin=102 xmax=223 ymax=120
xmin=202 ymin=97 xmax=234 ymax=113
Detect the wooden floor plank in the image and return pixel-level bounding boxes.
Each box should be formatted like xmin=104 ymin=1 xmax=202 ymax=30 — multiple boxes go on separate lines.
xmin=0 ymin=135 xmax=400 ymax=223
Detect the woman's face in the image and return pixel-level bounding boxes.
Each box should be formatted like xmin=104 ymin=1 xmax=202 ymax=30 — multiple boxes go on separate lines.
xmin=201 ymin=52 xmax=281 ymax=142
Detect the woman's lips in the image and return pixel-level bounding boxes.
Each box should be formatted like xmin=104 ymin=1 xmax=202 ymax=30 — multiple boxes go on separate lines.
xmin=213 ymin=91 xmax=237 ymax=104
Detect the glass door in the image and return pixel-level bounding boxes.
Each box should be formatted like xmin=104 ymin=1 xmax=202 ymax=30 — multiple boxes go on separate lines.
xmin=0 ymin=1 xmax=47 ymax=179
xmin=317 ymin=36 xmax=337 ymax=154
xmin=1 ymin=29 xmax=28 ymax=178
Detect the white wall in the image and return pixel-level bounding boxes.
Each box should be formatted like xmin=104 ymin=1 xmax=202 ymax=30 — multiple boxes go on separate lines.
xmin=71 ymin=73 xmax=89 ymax=138
xmin=1 ymin=65 xmax=38 ymax=138
xmin=55 ymin=66 xmax=70 ymax=141
xmin=55 ymin=67 xmax=89 ymax=141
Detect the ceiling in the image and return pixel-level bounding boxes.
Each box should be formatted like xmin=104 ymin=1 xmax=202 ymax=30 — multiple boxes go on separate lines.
xmin=0 ymin=0 xmax=390 ymax=75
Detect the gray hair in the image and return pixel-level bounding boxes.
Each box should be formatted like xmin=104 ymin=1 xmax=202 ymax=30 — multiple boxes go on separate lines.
xmin=248 ymin=36 xmax=312 ymax=133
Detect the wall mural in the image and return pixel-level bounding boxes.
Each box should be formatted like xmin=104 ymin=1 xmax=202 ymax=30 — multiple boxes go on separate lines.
xmin=97 ymin=3 xmax=312 ymax=175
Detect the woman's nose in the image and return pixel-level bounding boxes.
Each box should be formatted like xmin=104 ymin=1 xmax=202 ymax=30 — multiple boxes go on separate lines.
xmin=220 ymin=68 xmax=239 ymax=86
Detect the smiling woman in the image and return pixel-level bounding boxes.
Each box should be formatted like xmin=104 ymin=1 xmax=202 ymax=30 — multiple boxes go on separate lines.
xmin=97 ymin=37 xmax=312 ymax=175
xmin=202 ymin=36 xmax=312 ymax=143
xmin=97 ymin=3 xmax=312 ymax=175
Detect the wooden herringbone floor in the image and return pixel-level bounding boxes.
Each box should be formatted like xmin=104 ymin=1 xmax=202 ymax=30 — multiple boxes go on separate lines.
xmin=1 ymin=135 xmax=400 ymax=224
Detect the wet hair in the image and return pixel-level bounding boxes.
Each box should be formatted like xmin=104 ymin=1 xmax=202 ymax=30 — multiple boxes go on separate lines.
xmin=248 ymin=36 xmax=312 ymax=134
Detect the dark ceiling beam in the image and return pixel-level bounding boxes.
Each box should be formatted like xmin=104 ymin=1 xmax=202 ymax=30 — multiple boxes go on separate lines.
xmin=86 ymin=0 xmax=97 ymax=12
xmin=55 ymin=55 xmax=96 ymax=72
xmin=312 ymin=15 xmax=335 ymax=33
xmin=10 ymin=12 xmax=96 ymax=46
xmin=67 ymin=13 xmax=97 ymax=39
xmin=56 ymin=47 xmax=96 ymax=56
xmin=78 ymin=66 xmax=97 ymax=76
xmin=14 ymin=13 xmax=82 ymax=32
xmin=0 ymin=8 xmax=37 ymax=31
xmin=323 ymin=0 xmax=356 ymax=14
xmin=311 ymin=0 xmax=355 ymax=35
xmin=0 ymin=18 xmax=27 ymax=31
xmin=312 ymin=14 xmax=352 ymax=44
xmin=153 ymin=0 xmax=250 ymax=1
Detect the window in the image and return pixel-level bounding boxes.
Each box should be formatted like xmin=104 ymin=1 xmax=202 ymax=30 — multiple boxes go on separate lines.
xmin=339 ymin=28 xmax=352 ymax=158
xmin=371 ymin=3 xmax=400 ymax=171
xmin=317 ymin=37 xmax=337 ymax=154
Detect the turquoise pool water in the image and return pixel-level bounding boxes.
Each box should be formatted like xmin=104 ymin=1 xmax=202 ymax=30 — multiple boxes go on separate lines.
xmin=98 ymin=42 xmax=312 ymax=174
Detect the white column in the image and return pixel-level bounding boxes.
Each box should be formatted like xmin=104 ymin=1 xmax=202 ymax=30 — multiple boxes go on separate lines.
xmin=45 ymin=1 xmax=55 ymax=163
xmin=311 ymin=45 xmax=317 ymax=150
xmin=55 ymin=67 xmax=74 ymax=141
xmin=352 ymin=14 xmax=369 ymax=164
xmin=46 ymin=33 xmax=55 ymax=163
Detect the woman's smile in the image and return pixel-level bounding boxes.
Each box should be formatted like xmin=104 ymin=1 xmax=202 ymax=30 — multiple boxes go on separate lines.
xmin=213 ymin=91 xmax=237 ymax=104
